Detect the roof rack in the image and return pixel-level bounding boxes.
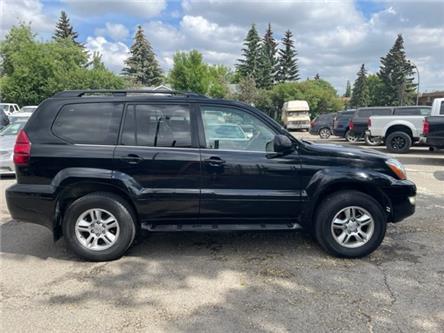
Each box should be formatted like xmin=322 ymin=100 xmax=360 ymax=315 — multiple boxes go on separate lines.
xmin=52 ymin=89 xmax=208 ymax=99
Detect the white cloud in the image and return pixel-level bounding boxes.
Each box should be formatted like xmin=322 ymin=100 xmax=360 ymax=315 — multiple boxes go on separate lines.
xmin=63 ymin=0 xmax=166 ymax=18
xmin=85 ymin=36 xmax=129 ymax=72
xmin=0 ymin=0 xmax=54 ymax=38
xmin=95 ymin=22 xmax=129 ymax=41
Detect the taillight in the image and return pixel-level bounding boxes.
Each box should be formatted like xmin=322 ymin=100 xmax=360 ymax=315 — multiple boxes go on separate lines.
xmin=348 ymin=120 xmax=353 ymax=129
xmin=423 ymin=119 xmax=430 ymax=136
xmin=13 ymin=129 xmax=31 ymax=165
xmin=310 ymin=120 xmax=315 ymax=127
xmin=368 ymin=118 xmax=372 ymax=127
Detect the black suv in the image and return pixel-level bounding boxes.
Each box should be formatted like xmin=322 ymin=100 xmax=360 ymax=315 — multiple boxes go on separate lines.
xmin=309 ymin=112 xmax=337 ymax=139
xmin=6 ymin=90 xmax=416 ymax=261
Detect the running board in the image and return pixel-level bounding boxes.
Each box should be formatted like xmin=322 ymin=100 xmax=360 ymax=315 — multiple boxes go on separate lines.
xmin=141 ymin=223 xmax=302 ymax=232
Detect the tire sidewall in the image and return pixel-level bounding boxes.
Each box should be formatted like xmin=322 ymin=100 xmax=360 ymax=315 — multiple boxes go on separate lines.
xmin=63 ymin=194 xmax=136 ymax=261
xmin=319 ymin=128 xmax=331 ymax=139
xmin=315 ymin=192 xmax=386 ymax=258
xmin=345 ymin=130 xmax=358 ymax=142
xmin=386 ymin=131 xmax=412 ymax=153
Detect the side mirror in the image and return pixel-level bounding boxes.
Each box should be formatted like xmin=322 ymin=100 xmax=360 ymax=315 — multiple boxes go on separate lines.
xmin=273 ymin=134 xmax=293 ymax=153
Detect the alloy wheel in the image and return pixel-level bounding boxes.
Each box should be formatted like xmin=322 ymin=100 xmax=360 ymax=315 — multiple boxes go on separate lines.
xmin=330 ymin=206 xmax=375 ymax=248
xmin=75 ymin=208 xmax=120 ymax=251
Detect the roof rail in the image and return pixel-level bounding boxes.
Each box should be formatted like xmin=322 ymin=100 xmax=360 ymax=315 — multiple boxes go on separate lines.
xmin=52 ymin=89 xmax=208 ymax=98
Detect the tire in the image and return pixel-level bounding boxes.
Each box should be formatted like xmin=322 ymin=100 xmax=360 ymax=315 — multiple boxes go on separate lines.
xmin=386 ymin=131 xmax=412 ymax=154
xmin=314 ymin=191 xmax=386 ymax=258
xmin=62 ymin=192 xmax=137 ymax=261
xmin=364 ymin=134 xmax=383 ymax=146
xmin=345 ymin=129 xmax=359 ymax=143
xmin=319 ymin=128 xmax=331 ymax=139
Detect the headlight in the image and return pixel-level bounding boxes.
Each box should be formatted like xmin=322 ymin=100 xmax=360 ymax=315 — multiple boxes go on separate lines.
xmin=385 ymin=159 xmax=407 ymax=180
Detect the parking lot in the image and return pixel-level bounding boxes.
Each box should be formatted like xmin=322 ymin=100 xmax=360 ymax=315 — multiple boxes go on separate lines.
xmin=1 ymin=134 xmax=443 ymax=332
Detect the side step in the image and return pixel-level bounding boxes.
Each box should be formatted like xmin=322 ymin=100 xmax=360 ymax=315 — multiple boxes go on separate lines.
xmin=141 ymin=223 xmax=302 ymax=232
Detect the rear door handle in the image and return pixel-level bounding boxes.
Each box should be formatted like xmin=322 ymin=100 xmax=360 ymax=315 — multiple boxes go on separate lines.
xmin=122 ymin=153 xmax=143 ymax=165
xmin=204 ymin=156 xmax=225 ymax=167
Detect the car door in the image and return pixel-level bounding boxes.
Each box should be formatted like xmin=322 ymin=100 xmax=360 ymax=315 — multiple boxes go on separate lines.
xmin=113 ymin=103 xmax=201 ymax=222
xmin=197 ymin=104 xmax=303 ymax=222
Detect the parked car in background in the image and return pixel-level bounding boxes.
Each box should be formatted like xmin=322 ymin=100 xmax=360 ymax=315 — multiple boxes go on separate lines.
xmin=348 ymin=107 xmax=392 ymax=143
xmin=20 ymin=105 xmax=38 ymax=113
xmin=0 ymin=117 xmax=30 ymax=175
xmin=8 ymin=112 xmax=33 ymax=123
xmin=6 ymin=89 xmax=416 ymax=261
xmin=332 ymin=109 xmax=355 ymax=139
xmin=281 ymin=100 xmax=311 ymax=131
xmin=0 ymin=103 xmax=20 ymax=116
xmin=423 ymin=98 xmax=444 ymax=151
xmin=367 ymin=106 xmax=432 ymax=153
xmin=309 ymin=112 xmax=337 ymax=139
xmin=0 ymin=108 xmax=9 ymax=130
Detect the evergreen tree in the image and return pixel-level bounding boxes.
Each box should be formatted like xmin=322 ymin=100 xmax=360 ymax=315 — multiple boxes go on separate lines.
xmin=236 ymin=24 xmax=261 ymax=83
xmin=277 ymin=30 xmax=299 ymax=82
xmin=122 ymin=25 xmax=162 ymax=86
xmin=53 ymin=11 xmax=80 ymax=45
xmin=378 ymin=34 xmax=416 ymax=106
xmin=257 ymin=23 xmax=278 ymax=89
xmin=344 ymin=80 xmax=351 ymax=97
xmin=350 ymin=64 xmax=370 ymax=108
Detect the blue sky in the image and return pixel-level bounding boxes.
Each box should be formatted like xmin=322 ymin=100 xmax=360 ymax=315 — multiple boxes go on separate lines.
xmin=2 ymin=1 xmax=444 ymax=93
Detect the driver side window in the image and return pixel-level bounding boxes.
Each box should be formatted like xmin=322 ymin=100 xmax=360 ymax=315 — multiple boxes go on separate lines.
xmin=200 ymin=106 xmax=275 ymax=152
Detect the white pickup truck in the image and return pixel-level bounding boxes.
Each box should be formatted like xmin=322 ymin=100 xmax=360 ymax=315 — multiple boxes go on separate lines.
xmin=367 ymin=105 xmax=432 ymax=153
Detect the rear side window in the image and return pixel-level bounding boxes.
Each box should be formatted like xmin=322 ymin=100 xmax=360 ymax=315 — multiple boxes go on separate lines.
xmin=357 ymin=109 xmax=392 ymax=117
xmin=121 ymin=104 xmax=192 ymax=147
xmin=52 ymin=103 xmax=123 ymax=145
xmin=394 ymin=107 xmax=431 ymax=116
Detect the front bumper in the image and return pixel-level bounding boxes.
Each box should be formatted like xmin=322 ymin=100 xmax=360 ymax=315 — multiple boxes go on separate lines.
xmin=333 ymin=128 xmax=346 ymax=137
xmin=384 ymin=179 xmax=416 ymax=223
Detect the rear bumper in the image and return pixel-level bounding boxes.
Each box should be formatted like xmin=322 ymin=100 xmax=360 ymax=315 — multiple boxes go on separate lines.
xmin=426 ymin=137 xmax=444 ymax=148
xmin=309 ymin=128 xmax=318 ymax=135
xmin=6 ymin=184 xmax=56 ymax=231
xmin=384 ymin=179 xmax=416 ymax=223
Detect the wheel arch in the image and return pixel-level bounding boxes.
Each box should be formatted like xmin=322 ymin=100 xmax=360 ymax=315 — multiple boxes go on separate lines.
xmin=385 ymin=124 xmax=414 ymax=139
xmin=303 ymin=180 xmax=392 ymax=230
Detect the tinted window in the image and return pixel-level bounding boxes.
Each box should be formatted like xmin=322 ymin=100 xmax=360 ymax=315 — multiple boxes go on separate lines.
xmin=441 ymin=102 xmax=444 ymax=115
xmin=121 ymin=104 xmax=192 ymax=147
xmin=53 ymin=103 xmax=123 ymax=145
xmin=357 ymin=108 xmax=392 ymax=117
xmin=394 ymin=107 xmax=431 ymax=116
xmin=201 ymin=105 xmax=275 ymax=152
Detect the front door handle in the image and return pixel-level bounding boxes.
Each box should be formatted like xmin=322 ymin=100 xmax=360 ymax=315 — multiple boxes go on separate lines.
xmin=204 ymin=156 xmax=225 ymax=167
xmin=122 ymin=153 xmax=143 ymax=165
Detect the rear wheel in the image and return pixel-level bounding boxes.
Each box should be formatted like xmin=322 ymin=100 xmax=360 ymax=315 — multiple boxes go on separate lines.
xmin=62 ymin=192 xmax=136 ymax=261
xmin=345 ymin=130 xmax=359 ymax=143
xmin=319 ymin=128 xmax=331 ymax=139
xmin=314 ymin=191 xmax=386 ymax=258
xmin=364 ymin=133 xmax=383 ymax=146
xmin=386 ymin=131 xmax=412 ymax=153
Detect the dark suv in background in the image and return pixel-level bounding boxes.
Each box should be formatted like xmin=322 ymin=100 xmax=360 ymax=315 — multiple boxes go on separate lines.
xmin=309 ymin=112 xmax=337 ymax=139
xmin=6 ymin=90 xmax=416 ymax=261
xmin=332 ymin=109 xmax=355 ymax=139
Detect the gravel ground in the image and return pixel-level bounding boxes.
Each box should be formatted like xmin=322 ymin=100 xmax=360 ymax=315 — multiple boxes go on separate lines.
xmin=1 ymin=135 xmax=443 ymax=332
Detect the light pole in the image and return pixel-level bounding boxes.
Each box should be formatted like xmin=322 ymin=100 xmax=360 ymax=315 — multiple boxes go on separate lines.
xmin=411 ymin=62 xmax=420 ymax=105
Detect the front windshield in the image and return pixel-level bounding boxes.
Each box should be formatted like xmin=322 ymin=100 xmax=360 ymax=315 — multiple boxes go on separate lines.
xmin=287 ymin=111 xmax=309 ymax=117
xmin=0 ymin=122 xmax=26 ymax=136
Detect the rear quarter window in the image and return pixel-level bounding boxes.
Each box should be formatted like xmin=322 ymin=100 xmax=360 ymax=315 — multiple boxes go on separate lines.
xmin=52 ymin=102 xmax=124 ymax=145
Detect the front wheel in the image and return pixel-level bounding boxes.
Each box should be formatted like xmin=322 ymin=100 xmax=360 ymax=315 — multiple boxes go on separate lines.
xmin=62 ymin=192 xmax=136 ymax=261
xmin=386 ymin=131 xmax=412 ymax=154
xmin=314 ymin=191 xmax=386 ymax=258
xmin=319 ymin=127 xmax=331 ymax=139
xmin=364 ymin=134 xmax=383 ymax=146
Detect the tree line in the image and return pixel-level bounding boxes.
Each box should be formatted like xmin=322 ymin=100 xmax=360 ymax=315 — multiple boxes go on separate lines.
xmin=1 ymin=11 xmax=417 ymax=120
